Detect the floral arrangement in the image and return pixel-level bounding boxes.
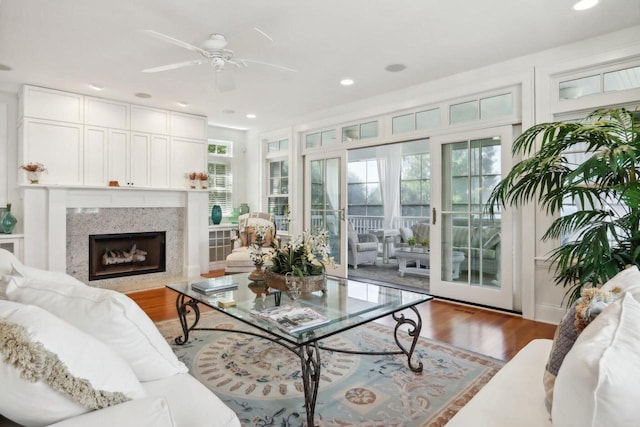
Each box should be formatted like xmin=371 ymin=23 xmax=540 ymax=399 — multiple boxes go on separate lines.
xmin=19 ymin=162 xmax=47 ymax=173
xmin=196 ymin=172 xmax=208 ymax=181
xmin=249 ymin=225 xmax=271 ymax=267
xmin=266 ymin=229 xmax=334 ymax=278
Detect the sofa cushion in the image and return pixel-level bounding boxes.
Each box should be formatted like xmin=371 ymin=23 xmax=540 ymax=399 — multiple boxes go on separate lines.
xmin=46 ymin=397 xmax=176 ymax=427
xmin=445 ymin=339 xmax=553 ymax=427
xmin=0 ymin=300 xmax=145 ymax=427
xmin=552 ymin=293 xmax=640 ymax=427
xmin=142 ymin=372 xmax=241 ymax=427
xmin=5 ymin=273 xmax=188 ymax=382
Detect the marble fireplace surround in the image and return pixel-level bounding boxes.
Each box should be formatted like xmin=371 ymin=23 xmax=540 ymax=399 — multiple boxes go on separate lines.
xmin=21 ymin=186 xmax=209 ymax=291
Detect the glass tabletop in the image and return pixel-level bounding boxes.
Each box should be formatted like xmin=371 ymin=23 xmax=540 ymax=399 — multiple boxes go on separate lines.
xmin=167 ymin=273 xmax=432 ymax=345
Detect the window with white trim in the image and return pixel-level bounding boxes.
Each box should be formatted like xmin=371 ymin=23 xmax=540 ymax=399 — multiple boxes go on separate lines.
xmin=207 ymin=140 xmax=233 ymax=218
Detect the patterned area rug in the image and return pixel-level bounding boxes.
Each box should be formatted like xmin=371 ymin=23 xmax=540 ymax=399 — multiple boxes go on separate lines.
xmin=157 ymin=312 xmax=503 ymax=427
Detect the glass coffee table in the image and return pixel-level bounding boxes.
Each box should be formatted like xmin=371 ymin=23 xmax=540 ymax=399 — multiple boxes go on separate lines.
xmin=167 ymin=273 xmax=432 ymax=427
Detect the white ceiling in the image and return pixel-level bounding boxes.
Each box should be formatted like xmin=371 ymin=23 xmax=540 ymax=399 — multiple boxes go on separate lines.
xmin=0 ymin=0 xmax=638 ymax=131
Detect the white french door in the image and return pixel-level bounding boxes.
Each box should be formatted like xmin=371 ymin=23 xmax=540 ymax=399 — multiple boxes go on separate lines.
xmin=304 ymin=152 xmax=348 ymax=277
xmin=429 ymin=126 xmax=514 ymax=310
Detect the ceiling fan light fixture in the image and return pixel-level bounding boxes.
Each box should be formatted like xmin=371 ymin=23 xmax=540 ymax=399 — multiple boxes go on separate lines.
xmin=573 ymin=0 xmax=598 ymax=10
xmin=340 ymin=78 xmax=354 ymax=86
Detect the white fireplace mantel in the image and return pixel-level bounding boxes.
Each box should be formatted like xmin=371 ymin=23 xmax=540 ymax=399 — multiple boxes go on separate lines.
xmin=20 ymin=185 xmax=209 ymax=279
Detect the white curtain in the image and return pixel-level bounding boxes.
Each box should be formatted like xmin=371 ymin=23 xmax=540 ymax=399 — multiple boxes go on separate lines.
xmin=377 ymin=145 xmax=402 ymax=229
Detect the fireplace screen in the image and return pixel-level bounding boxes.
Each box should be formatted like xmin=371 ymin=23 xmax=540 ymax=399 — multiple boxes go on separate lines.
xmin=88 ymin=231 xmax=166 ymax=281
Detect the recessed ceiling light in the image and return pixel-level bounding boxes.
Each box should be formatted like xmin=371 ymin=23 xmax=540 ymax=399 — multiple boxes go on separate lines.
xmin=88 ymin=83 xmax=103 ymax=91
xmin=573 ymin=0 xmax=598 ymax=10
xmin=135 ymin=92 xmax=152 ymax=99
xmin=0 ymin=64 xmax=12 ymax=71
xmin=222 ymin=109 xmax=236 ymax=114
xmin=340 ymin=79 xmax=354 ymax=86
xmin=177 ymin=101 xmax=189 ymax=107
xmin=246 ymin=113 xmax=257 ymax=119
xmin=385 ymin=63 xmax=407 ymax=72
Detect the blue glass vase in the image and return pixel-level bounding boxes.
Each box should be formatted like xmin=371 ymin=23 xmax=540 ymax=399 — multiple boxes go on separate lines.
xmin=1 ymin=203 xmax=17 ymax=234
xmin=211 ymin=205 xmax=222 ymax=225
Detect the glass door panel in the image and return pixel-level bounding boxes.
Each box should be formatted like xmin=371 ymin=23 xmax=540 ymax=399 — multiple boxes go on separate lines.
xmin=305 ymin=154 xmax=347 ymax=277
xmin=431 ymin=127 xmax=513 ymax=310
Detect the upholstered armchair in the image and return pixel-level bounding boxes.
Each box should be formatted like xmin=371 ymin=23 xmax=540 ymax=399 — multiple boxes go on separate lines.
xmin=224 ymin=212 xmax=277 ymax=274
xmin=347 ymin=223 xmax=379 ymax=269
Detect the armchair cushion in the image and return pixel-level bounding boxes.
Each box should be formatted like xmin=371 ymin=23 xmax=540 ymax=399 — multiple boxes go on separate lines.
xmin=356 ymin=241 xmax=378 ymax=251
xmin=238 ymin=213 xmax=276 ymax=247
xmin=399 ymin=227 xmax=413 ymax=242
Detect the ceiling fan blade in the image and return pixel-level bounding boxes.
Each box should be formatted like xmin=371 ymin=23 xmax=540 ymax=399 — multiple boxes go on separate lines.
xmin=215 ymin=68 xmax=236 ymax=92
xmin=237 ymin=58 xmax=297 ymax=73
xmin=142 ymin=59 xmax=205 ymax=73
xmin=140 ymin=29 xmax=207 ymax=55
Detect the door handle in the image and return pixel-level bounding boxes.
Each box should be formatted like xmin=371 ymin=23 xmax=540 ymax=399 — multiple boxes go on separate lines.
xmin=432 ymin=208 xmax=436 ymax=225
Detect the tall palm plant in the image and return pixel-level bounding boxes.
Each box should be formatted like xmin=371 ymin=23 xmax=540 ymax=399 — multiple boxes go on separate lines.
xmin=487 ymin=108 xmax=640 ymax=305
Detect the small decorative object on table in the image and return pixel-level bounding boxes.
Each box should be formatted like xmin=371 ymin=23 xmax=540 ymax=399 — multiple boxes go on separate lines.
xmin=19 ymin=162 xmax=47 ymax=184
xmin=211 ymin=205 xmax=222 ymax=225
xmin=239 ymin=203 xmax=250 ymax=215
xmin=265 ymin=229 xmax=334 ymax=298
xmin=197 ymin=172 xmax=208 ymax=189
xmin=1 ymin=203 xmax=17 ymax=234
xmin=185 ymin=172 xmax=198 ymax=188
xmin=248 ymin=225 xmax=271 ymax=282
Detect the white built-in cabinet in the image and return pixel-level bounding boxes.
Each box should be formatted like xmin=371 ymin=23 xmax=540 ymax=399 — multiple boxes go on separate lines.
xmin=18 ymin=85 xmax=207 ymax=189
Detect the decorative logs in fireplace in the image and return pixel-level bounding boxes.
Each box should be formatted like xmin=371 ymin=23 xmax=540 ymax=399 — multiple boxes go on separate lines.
xmin=89 ymin=232 xmax=166 ymax=281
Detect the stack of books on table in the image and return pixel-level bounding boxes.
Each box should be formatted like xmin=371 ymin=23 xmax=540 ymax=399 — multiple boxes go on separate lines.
xmin=191 ymin=276 xmax=238 ymax=295
xmin=255 ymin=304 xmax=330 ymax=333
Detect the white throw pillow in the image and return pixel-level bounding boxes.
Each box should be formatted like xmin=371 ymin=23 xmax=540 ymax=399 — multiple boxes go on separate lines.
xmin=601 ymin=265 xmax=640 ymax=295
xmin=552 ymin=293 xmax=640 ymax=427
xmin=46 ymin=397 xmax=176 ymax=427
xmin=0 ymin=300 xmax=146 ymax=427
xmin=0 ymin=248 xmax=21 ymax=276
xmin=6 ymin=274 xmax=188 ymax=381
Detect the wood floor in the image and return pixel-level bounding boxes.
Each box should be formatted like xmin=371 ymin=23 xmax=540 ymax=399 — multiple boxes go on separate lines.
xmin=128 ymin=271 xmax=557 ymax=362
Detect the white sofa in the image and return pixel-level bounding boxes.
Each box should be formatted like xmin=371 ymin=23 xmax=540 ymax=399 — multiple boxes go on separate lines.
xmin=0 ymin=249 xmax=240 ymax=427
xmin=447 ymin=265 xmax=640 ymax=427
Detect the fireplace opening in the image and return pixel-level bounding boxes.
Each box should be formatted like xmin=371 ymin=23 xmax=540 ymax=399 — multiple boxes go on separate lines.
xmin=89 ymin=232 xmax=166 ymax=281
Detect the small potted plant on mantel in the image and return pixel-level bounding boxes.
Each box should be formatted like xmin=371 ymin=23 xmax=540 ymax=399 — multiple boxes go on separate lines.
xmin=19 ymin=162 xmax=47 ymax=184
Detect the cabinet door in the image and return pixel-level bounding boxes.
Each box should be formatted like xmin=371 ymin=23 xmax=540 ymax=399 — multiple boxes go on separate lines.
xmin=21 ymin=86 xmax=84 ymax=123
xmin=150 ymin=134 xmax=170 ymax=187
xmin=84 ymin=126 xmax=108 ymax=186
xmin=23 ymin=118 xmax=83 ymax=185
xmin=170 ymin=112 xmax=207 ymax=139
xmin=130 ymin=133 xmax=150 ymax=187
xmin=169 ymin=137 xmax=207 ymax=188
xmin=107 ymin=129 xmax=129 ymax=186
xmin=131 ymin=105 xmax=170 ymax=134
xmin=85 ymin=97 xmax=129 ymax=129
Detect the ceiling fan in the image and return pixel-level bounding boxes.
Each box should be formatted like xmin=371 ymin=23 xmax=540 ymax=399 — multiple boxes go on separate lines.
xmin=140 ymin=29 xmax=296 ymax=92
